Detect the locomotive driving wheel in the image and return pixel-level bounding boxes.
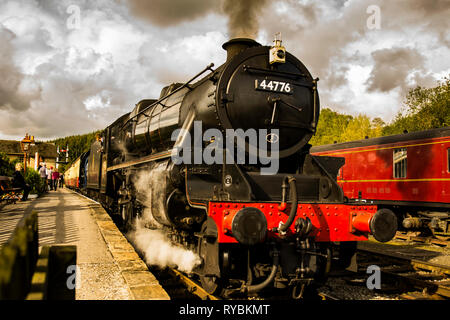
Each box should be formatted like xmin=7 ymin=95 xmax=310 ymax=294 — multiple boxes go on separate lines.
xmin=197 ymin=218 xmax=224 ymax=295
xmin=120 ymin=201 xmax=135 ymax=231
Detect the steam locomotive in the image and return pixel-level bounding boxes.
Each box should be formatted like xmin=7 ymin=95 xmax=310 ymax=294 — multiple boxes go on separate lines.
xmin=65 ymin=38 xmax=397 ymax=298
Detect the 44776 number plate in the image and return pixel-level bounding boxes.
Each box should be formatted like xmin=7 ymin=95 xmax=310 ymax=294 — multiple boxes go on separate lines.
xmin=255 ymin=79 xmax=293 ymax=94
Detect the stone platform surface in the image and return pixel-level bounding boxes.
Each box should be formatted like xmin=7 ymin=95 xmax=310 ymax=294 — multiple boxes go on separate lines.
xmin=0 ymin=188 xmax=169 ymax=300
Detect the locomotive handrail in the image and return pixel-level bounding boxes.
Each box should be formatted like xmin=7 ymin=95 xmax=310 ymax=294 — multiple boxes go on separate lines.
xmin=122 ymin=63 xmax=215 ymax=128
xmin=243 ymin=65 xmax=307 ymax=79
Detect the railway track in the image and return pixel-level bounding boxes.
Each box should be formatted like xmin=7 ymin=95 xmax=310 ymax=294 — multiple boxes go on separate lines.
xmin=147 ymin=266 xmax=220 ymax=300
xmin=356 ymin=245 xmax=450 ymax=299
xmin=131 ymin=231 xmax=450 ymax=300
xmin=394 ymin=231 xmax=450 ymax=248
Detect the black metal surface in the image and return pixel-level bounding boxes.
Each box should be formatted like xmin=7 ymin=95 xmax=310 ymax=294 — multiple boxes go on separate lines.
xmin=231 ymin=207 xmax=268 ymax=245
xmin=216 ymin=45 xmax=318 ymax=158
xmin=370 ymin=208 xmax=398 ymax=242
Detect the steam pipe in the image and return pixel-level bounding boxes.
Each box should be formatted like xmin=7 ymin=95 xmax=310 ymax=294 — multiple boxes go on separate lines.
xmin=279 ymin=176 xmax=298 ymax=233
xmin=245 ymin=250 xmax=279 ymax=294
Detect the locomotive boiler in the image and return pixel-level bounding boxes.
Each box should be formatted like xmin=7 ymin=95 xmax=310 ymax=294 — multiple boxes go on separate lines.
xmin=76 ymin=37 xmax=398 ymax=298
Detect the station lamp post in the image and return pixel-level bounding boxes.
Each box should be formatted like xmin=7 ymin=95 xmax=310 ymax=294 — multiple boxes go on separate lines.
xmin=20 ymin=133 xmax=35 ymax=173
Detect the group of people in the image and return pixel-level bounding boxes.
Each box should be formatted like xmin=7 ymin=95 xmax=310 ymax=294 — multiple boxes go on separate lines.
xmin=38 ymin=163 xmax=64 ymax=192
xmin=10 ymin=162 xmax=65 ymax=202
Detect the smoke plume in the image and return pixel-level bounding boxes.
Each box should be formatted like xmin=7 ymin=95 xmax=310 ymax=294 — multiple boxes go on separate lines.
xmin=128 ymin=0 xmax=269 ymax=39
xmin=221 ymin=0 xmax=268 ymax=38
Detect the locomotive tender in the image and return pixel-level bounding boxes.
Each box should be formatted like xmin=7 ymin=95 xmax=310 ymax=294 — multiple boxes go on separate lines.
xmin=66 ymin=38 xmax=397 ymax=297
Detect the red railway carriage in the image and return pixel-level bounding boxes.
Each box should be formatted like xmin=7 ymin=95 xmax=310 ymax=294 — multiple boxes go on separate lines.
xmin=311 ymin=127 xmax=450 ymax=233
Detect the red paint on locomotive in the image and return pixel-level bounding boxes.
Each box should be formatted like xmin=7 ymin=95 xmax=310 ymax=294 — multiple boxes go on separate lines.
xmin=209 ymin=202 xmax=378 ymax=243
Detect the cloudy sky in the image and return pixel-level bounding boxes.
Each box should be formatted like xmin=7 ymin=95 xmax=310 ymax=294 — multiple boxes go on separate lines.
xmin=0 ymin=0 xmax=449 ymax=140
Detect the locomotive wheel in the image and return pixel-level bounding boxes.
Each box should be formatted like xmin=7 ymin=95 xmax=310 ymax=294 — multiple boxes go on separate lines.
xmin=198 ymin=219 xmax=224 ymax=295
xmin=200 ymin=274 xmax=223 ymax=296
xmin=120 ymin=202 xmax=135 ymax=231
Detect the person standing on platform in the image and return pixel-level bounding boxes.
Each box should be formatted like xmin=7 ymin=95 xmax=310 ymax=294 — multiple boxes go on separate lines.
xmin=47 ymin=166 xmax=53 ymax=191
xmin=13 ymin=163 xmax=31 ymax=201
xmin=59 ymin=173 xmax=64 ymax=188
xmin=52 ymin=169 xmax=60 ymax=191
xmin=39 ymin=163 xmax=48 ymax=193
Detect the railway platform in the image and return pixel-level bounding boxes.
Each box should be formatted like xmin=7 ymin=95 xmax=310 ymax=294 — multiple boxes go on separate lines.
xmin=0 ymin=188 xmax=169 ymax=300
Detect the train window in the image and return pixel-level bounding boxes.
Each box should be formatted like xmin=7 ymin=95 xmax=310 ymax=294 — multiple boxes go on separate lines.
xmin=448 ymin=148 xmax=450 ymax=172
xmin=393 ymin=148 xmax=407 ymax=178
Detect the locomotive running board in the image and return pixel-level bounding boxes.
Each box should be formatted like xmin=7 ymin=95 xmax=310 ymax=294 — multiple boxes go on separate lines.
xmin=107 ymin=150 xmax=172 ymax=171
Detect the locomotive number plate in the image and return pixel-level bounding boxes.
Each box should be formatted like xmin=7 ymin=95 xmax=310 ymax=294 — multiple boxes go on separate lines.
xmin=255 ymin=79 xmax=293 ymax=94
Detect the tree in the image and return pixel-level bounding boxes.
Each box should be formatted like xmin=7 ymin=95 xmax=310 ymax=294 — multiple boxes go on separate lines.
xmin=383 ymin=76 xmax=450 ymax=135
xmin=310 ymin=108 xmax=353 ymax=145
xmin=50 ymin=130 xmax=102 ymax=172
xmin=0 ymin=152 xmax=17 ymax=176
xmin=340 ymin=115 xmax=373 ymax=142
xmin=310 ymin=109 xmax=380 ymax=146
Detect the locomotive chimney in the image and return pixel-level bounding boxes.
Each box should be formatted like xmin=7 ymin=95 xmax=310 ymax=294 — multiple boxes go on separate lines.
xmin=222 ymin=38 xmax=261 ymax=62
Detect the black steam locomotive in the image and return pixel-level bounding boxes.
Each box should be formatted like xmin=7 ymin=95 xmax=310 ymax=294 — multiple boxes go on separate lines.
xmin=69 ymin=38 xmax=397 ymax=298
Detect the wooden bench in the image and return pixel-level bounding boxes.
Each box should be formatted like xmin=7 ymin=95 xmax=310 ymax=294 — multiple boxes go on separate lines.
xmin=0 ymin=176 xmax=22 ymax=204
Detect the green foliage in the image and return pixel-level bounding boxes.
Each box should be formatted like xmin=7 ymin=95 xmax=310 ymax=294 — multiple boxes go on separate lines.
xmin=24 ymin=169 xmax=46 ymax=195
xmin=50 ymin=130 xmax=102 ymax=172
xmin=383 ymin=76 xmax=450 ymax=135
xmin=309 ymin=108 xmax=352 ymax=145
xmin=0 ymin=152 xmax=17 ymax=176
xmin=310 ymin=109 xmax=377 ymax=146
xmin=312 ymin=77 xmax=449 ymax=146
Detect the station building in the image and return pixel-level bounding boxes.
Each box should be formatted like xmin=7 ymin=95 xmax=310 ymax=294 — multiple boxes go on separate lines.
xmin=0 ymin=139 xmax=58 ymax=170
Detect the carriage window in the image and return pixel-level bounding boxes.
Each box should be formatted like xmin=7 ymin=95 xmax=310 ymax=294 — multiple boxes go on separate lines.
xmin=393 ymin=148 xmax=407 ymax=178
xmin=448 ymin=148 xmax=450 ymax=173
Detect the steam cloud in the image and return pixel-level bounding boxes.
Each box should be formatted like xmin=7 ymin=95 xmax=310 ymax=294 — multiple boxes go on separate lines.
xmin=127 ymin=165 xmax=201 ymax=273
xmin=130 ymin=225 xmax=201 ymax=273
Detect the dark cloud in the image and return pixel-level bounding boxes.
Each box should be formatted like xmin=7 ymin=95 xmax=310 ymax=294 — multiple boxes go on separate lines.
xmin=128 ymin=0 xmax=219 ymax=27
xmin=366 ymin=47 xmax=426 ymax=93
xmin=0 ymin=25 xmax=41 ymax=112
xmin=0 ymin=0 xmax=449 ymax=139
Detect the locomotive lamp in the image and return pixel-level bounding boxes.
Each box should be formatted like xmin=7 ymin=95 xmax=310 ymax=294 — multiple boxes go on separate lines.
xmin=20 ymin=133 xmax=35 ymax=173
xmin=269 ymin=33 xmax=286 ymax=64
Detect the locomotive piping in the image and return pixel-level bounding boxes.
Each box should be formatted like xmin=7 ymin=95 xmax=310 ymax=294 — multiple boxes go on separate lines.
xmin=278 ymin=176 xmax=298 ymax=233
xmin=244 ymin=250 xmax=279 ymax=294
